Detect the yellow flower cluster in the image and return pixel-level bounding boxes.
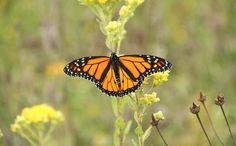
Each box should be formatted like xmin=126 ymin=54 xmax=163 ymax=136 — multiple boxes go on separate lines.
xmin=11 ymin=104 xmax=64 ymax=133
xmin=22 ymin=104 xmax=64 ymax=124
xmin=80 ymin=0 xmax=119 ymax=5
xmin=105 ymin=21 xmax=122 ymax=35
xmin=153 ymin=111 xmax=165 ymax=121
xmin=152 ymin=70 xmax=170 ymax=86
xmin=11 ymin=104 xmax=64 ymax=145
xmin=139 ymin=92 xmax=160 ymax=105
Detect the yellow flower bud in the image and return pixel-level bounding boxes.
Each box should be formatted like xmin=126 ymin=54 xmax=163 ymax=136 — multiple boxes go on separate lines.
xmin=127 ymin=0 xmax=144 ymax=6
xmin=98 ymin=0 xmax=108 ymax=4
xmin=11 ymin=124 xmax=22 ymax=133
xmin=105 ymin=21 xmax=122 ymax=34
xmin=139 ymin=92 xmax=160 ymax=105
xmin=152 ymin=70 xmax=170 ymax=86
xmin=119 ymin=5 xmax=130 ymax=18
xmin=153 ymin=111 xmax=165 ymax=121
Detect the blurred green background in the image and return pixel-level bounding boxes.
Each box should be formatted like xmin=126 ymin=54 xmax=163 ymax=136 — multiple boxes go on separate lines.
xmin=0 ymin=0 xmax=236 ymax=145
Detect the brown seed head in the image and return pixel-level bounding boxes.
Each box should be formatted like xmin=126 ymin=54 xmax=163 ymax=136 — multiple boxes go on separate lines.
xmin=190 ymin=102 xmax=200 ymax=114
xmin=198 ymin=92 xmax=206 ymax=103
xmin=215 ymin=95 xmax=224 ymax=106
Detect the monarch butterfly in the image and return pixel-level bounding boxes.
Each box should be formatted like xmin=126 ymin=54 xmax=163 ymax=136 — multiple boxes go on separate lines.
xmin=64 ymin=53 xmax=172 ymax=97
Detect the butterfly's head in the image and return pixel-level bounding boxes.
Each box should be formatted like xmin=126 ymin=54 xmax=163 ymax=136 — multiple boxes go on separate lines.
xmin=110 ymin=53 xmax=118 ymax=59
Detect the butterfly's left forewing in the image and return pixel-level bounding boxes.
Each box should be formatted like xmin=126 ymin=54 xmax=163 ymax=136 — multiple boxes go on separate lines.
xmin=64 ymin=56 xmax=110 ymax=85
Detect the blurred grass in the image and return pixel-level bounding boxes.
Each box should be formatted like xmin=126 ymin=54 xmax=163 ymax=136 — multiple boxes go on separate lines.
xmin=0 ymin=0 xmax=236 ymax=146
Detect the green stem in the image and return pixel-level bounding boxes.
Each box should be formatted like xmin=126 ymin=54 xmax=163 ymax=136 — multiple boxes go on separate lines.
xmin=44 ymin=125 xmax=56 ymax=144
xmin=38 ymin=130 xmax=45 ymax=146
xmin=117 ymin=99 xmax=124 ymax=146
xmin=135 ymin=96 xmax=144 ymax=146
xmin=20 ymin=132 xmax=37 ymax=146
xmin=202 ymin=103 xmax=224 ymax=145
xmin=154 ymin=125 xmax=168 ymax=146
xmin=220 ymin=105 xmax=236 ymax=146
xmin=196 ymin=114 xmax=212 ymax=146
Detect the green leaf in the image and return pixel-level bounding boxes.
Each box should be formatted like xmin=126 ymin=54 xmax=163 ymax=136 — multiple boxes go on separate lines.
xmin=115 ymin=116 xmax=125 ymax=130
xmin=113 ymin=130 xmax=119 ymax=146
xmin=134 ymin=126 xmax=144 ymax=136
xmin=124 ymin=120 xmax=132 ymax=135
xmin=142 ymin=125 xmax=152 ymax=142
xmin=134 ymin=111 xmax=139 ymax=123
xmin=127 ymin=98 xmax=136 ymax=110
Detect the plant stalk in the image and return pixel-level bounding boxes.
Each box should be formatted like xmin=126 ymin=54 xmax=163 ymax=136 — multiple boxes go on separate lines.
xmin=202 ymin=102 xmax=224 ymax=145
xmin=154 ymin=125 xmax=168 ymax=146
xmin=196 ymin=114 xmax=212 ymax=146
xmin=220 ymin=105 xmax=236 ymax=146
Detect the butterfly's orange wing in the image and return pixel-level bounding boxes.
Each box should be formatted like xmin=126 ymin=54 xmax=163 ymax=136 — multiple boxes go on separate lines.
xmin=119 ymin=55 xmax=172 ymax=82
xmin=64 ymin=56 xmax=111 ymax=85
xmin=64 ymin=54 xmax=172 ymax=97
xmin=97 ymin=54 xmax=171 ymax=97
xmin=98 ymin=66 xmax=141 ymax=96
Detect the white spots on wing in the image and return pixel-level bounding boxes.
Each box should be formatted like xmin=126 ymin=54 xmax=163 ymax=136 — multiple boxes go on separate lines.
xmin=74 ymin=62 xmax=79 ymax=66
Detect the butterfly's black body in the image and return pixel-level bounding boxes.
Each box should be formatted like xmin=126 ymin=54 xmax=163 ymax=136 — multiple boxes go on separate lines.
xmin=110 ymin=53 xmax=122 ymax=89
xmin=64 ymin=53 xmax=172 ymax=97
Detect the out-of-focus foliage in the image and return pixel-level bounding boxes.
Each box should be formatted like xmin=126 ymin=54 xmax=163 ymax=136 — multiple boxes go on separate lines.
xmin=0 ymin=0 xmax=235 ymax=146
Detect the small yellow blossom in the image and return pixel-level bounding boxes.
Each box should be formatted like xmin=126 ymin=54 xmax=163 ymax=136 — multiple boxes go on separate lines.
xmin=153 ymin=111 xmax=165 ymax=121
xmin=139 ymin=92 xmax=160 ymax=105
xmin=11 ymin=123 xmax=22 ymax=133
xmin=119 ymin=5 xmax=130 ymax=18
xmin=98 ymin=0 xmax=108 ymax=4
xmin=0 ymin=129 xmax=3 ymax=138
xmin=152 ymin=70 xmax=170 ymax=86
xmin=142 ymin=77 xmax=149 ymax=85
xmin=105 ymin=21 xmax=122 ymax=35
xmin=126 ymin=0 xmax=144 ymax=6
